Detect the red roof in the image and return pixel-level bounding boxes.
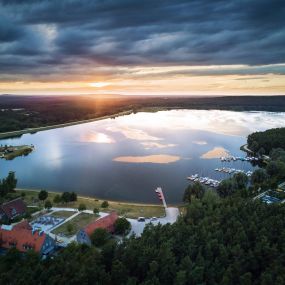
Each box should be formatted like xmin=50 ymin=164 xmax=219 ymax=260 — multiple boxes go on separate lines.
xmin=0 ymin=198 xmax=27 ymax=219
xmin=13 ymin=220 xmax=32 ymax=231
xmin=0 ymin=225 xmax=46 ymax=253
xmin=84 ymin=212 xmax=118 ymax=236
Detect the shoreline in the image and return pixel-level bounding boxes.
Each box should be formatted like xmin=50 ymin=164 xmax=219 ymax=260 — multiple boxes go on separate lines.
xmin=240 ymin=143 xmax=254 ymax=154
xmin=15 ymin=188 xmax=179 ymax=208
xmin=0 ymin=109 xmax=134 ymax=139
xmin=15 ymin=188 xmax=173 ymax=218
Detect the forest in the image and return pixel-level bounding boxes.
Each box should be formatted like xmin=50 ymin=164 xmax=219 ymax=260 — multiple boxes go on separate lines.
xmin=1 ymin=95 xmax=285 ymax=134
xmin=0 ymin=191 xmax=284 ymax=285
xmin=247 ymin=128 xmax=285 ymax=155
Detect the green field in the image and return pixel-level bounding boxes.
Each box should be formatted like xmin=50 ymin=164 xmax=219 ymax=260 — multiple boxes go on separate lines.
xmin=52 ymin=213 xmax=98 ymax=237
xmin=49 ymin=210 xmax=77 ymax=219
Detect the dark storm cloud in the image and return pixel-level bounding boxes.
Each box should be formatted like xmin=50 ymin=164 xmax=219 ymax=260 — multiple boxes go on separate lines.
xmin=0 ymin=14 xmax=23 ymax=43
xmin=0 ymin=0 xmax=284 ymax=79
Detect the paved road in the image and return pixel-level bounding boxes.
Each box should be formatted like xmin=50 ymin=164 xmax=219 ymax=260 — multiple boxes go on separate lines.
xmin=127 ymin=207 xmax=180 ymax=237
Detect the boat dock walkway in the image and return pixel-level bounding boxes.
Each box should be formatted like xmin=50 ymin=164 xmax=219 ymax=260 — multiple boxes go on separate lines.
xmin=220 ymin=155 xmax=260 ymax=162
xmin=187 ymin=174 xmax=220 ymax=188
xmin=215 ymin=167 xmax=253 ymax=176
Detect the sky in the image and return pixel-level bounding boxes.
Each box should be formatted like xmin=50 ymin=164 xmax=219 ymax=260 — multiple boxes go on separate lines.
xmin=0 ymin=0 xmax=284 ymax=96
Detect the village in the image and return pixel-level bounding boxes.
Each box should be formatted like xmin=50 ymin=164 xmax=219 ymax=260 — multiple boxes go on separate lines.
xmin=0 ymin=187 xmax=179 ymax=258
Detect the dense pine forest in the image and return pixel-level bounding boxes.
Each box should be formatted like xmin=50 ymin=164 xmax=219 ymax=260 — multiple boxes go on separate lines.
xmin=0 ymin=192 xmax=284 ymax=285
xmin=248 ymin=128 xmax=285 ymax=155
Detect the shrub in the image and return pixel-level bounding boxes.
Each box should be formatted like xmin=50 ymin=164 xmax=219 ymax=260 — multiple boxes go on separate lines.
xmin=67 ymin=223 xmax=74 ymax=234
xmin=70 ymin=192 xmax=77 ymax=202
xmin=53 ymin=194 xmax=62 ymax=204
xmin=114 ymin=218 xmax=131 ymax=235
xmin=78 ymin=203 xmax=86 ymax=211
xmin=38 ymin=190 xmax=48 ymax=201
xmin=101 ymin=201 xmax=109 ymax=208
xmin=91 ymin=228 xmax=110 ymax=247
xmin=44 ymin=200 xmax=52 ymax=210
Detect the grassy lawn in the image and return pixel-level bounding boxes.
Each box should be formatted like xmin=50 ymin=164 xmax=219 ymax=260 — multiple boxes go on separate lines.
xmin=27 ymin=206 xmax=42 ymax=215
xmin=49 ymin=210 xmax=76 ymax=219
xmin=52 ymin=213 xmax=98 ymax=237
xmin=17 ymin=189 xmax=166 ymax=218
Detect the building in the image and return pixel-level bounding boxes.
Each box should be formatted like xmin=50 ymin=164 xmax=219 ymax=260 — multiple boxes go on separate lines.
xmin=77 ymin=212 xmax=118 ymax=245
xmin=0 ymin=198 xmax=27 ymax=221
xmin=0 ymin=220 xmax=55 ymax=256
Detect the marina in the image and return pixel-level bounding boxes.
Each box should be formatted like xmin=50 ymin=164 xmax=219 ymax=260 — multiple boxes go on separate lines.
xmin=187 ymin=174 xmax=220 ymax=188
xmin=187 ymin=153 xmax=256 ymax=189
xmin=220 ymin=155 xmax=260 ymax=162
xmin=214 ymin=167 xmax=253 ymax=176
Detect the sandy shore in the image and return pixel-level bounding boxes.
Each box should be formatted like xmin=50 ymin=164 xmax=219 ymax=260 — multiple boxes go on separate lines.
xmin=15 ymin=188 xmax=174 ymax=207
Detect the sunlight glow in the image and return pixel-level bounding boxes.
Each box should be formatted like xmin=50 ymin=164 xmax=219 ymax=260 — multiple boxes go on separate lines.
xmin=80 ymin=132 xmax=115 ymax=144
xmin=89 ymin=82 xmax=110 ymax=88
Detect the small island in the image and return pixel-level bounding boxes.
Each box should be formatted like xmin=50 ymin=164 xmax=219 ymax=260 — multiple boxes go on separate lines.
xmin=0 ymin=144 xmax=34 ymax=160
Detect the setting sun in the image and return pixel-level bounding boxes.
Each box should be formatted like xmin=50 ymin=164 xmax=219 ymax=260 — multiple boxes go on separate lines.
xmin=89 ymin=82 xmax=110 ymax=88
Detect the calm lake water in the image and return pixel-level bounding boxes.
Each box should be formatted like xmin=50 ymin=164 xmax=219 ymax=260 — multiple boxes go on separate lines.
xmin=1 ymin=110 xmax=285 ymax=204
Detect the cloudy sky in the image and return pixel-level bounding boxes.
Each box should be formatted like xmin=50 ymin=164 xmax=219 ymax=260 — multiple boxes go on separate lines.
xmin=0 ymin=0 xmax=284 ymax=95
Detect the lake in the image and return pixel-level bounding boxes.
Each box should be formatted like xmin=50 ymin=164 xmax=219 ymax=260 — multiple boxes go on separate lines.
xmin=0 ymin=109 xmax=284 ymax=204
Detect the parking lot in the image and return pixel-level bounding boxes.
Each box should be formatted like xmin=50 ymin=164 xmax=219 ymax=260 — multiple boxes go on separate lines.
xmin=127 ymin=207 xmax=180 ymax=237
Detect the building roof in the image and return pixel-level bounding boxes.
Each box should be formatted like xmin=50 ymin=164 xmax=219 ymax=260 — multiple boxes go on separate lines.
xmin=84 ymin=212 xmax=118 ymax=236
xmin=13 ymin=220 xmax=32 ymax=230
xmin=0 ymin=198 xmax=27 ymax=219
xmin=0 ymin=222 xmax=46 ymax=253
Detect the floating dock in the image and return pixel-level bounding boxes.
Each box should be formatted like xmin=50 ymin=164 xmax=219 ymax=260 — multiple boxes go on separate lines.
xmin=220 ymin=156 xmax=260 ymax=162
xmin=187 ymin=174 xmax=220 ymax=188
xmin=214 ymin=167 xmax=253 ymax=176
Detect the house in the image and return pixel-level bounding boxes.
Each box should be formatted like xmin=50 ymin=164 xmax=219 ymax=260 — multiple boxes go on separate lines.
xmin=0 ymin=220 xmax=55 ymax=256
xmin=0 ymin=198 xmax=27 ymax=221
xmin=77 ymin=212 xmax=118 ymax=245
